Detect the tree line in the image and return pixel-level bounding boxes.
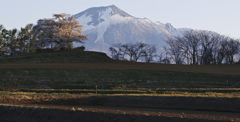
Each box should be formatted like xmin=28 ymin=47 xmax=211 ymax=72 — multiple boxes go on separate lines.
xmin=1 ymin=13 xmax=240 ymax=64
xmin=109 ymin=43 xmax=157 ymax=63
xmin=0 ymin=13 xmax=87 ymax=57
xmin=110 ymin=30 xmax=240 ymax=64
xmin=0 ymin=24 xmax=34 ymax=57
xmin=164 ymin=30 xmax=240 ymax=65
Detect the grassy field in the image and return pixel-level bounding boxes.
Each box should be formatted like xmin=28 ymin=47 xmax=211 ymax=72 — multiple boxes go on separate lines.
xmin=0 ymin=49 xmax=115 ymax=63
xmin=0 ymin=50 xmax=240 ymax=121
xmin=0 ymin=66 xmax=239 ymax=89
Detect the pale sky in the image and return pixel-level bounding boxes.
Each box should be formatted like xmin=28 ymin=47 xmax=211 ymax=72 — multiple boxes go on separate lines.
xmin=0 ymin=0 xmax=240 ymax=38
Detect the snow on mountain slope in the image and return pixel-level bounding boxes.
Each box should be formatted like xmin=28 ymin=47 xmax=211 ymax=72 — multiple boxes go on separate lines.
xmin=74 ymin=5 xmax=186 ymax=55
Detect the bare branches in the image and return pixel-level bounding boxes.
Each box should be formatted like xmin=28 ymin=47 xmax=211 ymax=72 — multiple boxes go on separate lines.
xmin=165 ymin=30 xmax=240 ymax=65
xmin=142 ymin=45 xmax=157 ymax=63
xmin=165 ymin=38 xmax=185 ymax=64
xmin=109 ymin=43 xmax=125 ymax=60
xmin=109 ymin=42 xmax=157 ymax=62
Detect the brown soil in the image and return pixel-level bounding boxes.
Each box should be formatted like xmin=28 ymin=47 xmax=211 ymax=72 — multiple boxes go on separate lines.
xmin=1 ymin=62 xmax=240 ymax=75
xmin=0 ymin=94 xmax=239 ymax=122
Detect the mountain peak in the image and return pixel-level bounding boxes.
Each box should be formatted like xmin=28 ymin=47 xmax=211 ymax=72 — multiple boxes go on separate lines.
xmin=108 ymin=5 xmax=117 ymax=8
xmin=75 ymin=5 xmax=133 ymax=27
xmin=75 ymin=5 xmax=132 ymax=19
xmin=107 ymin=5 xmax=132 ymax=17
xmin=73 ymin=5 xmax=190 ymax=56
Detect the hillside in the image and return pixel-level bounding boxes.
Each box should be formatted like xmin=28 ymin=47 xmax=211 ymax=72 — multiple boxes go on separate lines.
xmin=1 ymin=49 xmax=240 ymax=122
xmin=0 ymin=49 xmax=116 ymax=63
xmin=0 ymin=49 xmax=240 ymax=89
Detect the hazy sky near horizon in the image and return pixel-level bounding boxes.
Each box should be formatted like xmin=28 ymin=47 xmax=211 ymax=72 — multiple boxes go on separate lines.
xmin=0 ymin=0 xmax=240 ymax=38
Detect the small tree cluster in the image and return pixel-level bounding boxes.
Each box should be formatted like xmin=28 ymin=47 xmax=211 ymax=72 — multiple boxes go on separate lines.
xmin=0 ymin=24 xmax=34 ymax=57
xmin=0 ymin=13 xmax=87 ymax=57
xmin=109 ymin=42 xmax=157 ymax=63
xmin=164 ymin=30 xmax=240 ymax=65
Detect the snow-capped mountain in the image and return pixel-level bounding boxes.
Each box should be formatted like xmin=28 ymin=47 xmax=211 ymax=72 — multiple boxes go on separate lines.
xmin=74 ymin=5 xmax=188 ymax=55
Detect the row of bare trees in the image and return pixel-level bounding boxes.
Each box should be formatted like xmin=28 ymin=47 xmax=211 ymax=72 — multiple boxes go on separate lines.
xmin=109 ymin=43 xmax=157 ymax=63
xmin=109 ymin=31 xmax=240 ymax=64
xmin=164 ymin=30 xmax=240 ymax=65
xmin=0 ymin=13 xmax=88 ymax=57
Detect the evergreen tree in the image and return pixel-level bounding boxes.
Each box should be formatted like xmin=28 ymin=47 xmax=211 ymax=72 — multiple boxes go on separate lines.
xmin=0 ymin=25 xmax=6 ymax=57
xmin=6 ymin=29 xmax=18 ymax=56
xmin=17 ymin=24 xmax=34 ymax=54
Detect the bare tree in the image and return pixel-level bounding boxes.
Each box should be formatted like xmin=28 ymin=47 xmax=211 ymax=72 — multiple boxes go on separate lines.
xmin=215 ymin=36 xmax=230 ymax=64
xmin=109 ymin=42 xmax=154 ymax=62
xmin=142 ymin=45 xmax=157 ymax=63
xmin=157 ymin=52 xmax=170 ymax=64
xmin=121 ymin=42 xmax=147 ymax=62
xmin=238 ymin=40 xmax=240 ymax=63
xmin=225 ymin=39 xmax=240 ymax=64
xmin=109 ymin=43 xmax=125 ymax=60
xmin=164 ymin=39 xmax=185 ymax=64
xmin=178 ymin=31 xmax=202 ymax=65
xmin=198 ymin=31 xmax=220 ymax=65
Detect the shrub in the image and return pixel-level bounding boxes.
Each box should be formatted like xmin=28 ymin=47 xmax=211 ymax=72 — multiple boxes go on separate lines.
xmin=36 ymin=48 xmax=54 ymax=53
xmin=75 ymin=46 xmax=85 ymax=51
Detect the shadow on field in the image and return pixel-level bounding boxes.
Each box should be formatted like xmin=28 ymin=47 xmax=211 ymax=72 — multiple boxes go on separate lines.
xmin=0 ymin=105 xmax=216 ymax=122
xmin=33 ymin=96 xmax=240 ymax=113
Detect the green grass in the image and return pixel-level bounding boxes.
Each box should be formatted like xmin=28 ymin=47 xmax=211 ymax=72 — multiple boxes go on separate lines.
xmin=0 ymin=49 xmax=240 ymax=95
xmin=0 ymin=49 xmax=116 ymax=63
xmin=0 ymin=68 xmax=239 ymax=89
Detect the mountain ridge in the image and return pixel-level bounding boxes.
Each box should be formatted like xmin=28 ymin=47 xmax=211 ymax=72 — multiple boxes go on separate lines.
xmin=74 ymin=5 xmax=190 ymax=55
